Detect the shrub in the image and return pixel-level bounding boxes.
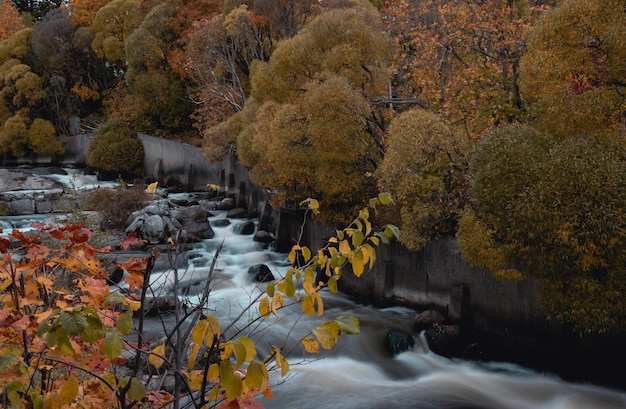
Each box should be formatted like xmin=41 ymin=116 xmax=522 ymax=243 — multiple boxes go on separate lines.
xmin=86 ymin=119 xmax=145 ymax=179
xmin=83 ymin=184 xmax=149 ymax=230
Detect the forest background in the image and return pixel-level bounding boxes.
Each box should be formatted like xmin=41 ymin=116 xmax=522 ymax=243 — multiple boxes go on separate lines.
xmin=1 ymin=0 xmax=626 ymax=355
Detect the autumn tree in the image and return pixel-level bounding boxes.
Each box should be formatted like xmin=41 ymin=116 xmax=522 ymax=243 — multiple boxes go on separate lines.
xmin=31 ymin=7 xmax=114 ymax=133
xmin=229 ymin=5 xmax=394 ymax=224
xmin=382 ymin=0 xmax=545 ymax=140
xmin=185 ymin=4 xmax=273 ymax=131
xmin=252 ymin=0 xmax=319 ymax=39
xmin=376 ymin=108 xmax=470 ymax=251
xmin=0 ymin=1 xmax=25 ymax=41
xmin=0 ymin=58 xmax=64 ymax=159
xmin=91 ymin=0 xmax=142 ymax=73
xmin=519 ymin=0 xmax=626 ymax=141
xmin=457 ymin=125 xmax=626 ymax=334
xmin=67 ymin=0 xmax=112 ymax=27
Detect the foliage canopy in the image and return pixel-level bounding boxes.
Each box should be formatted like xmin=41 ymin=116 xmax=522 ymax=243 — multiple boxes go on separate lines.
xmin=458 ymin=125 xmax=626 ymax=334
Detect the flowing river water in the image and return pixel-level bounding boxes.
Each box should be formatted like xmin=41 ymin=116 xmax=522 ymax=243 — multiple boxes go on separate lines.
xmin=2 ymin=178 xmax=626 ymax=409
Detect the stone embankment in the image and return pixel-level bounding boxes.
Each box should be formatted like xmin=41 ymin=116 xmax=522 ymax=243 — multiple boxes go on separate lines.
xmin=0 ymin=169 xmax=69 ymax=215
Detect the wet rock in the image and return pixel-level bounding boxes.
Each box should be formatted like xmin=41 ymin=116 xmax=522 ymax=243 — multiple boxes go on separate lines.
xmin=212 ymin=219 xmax=231 ymax=227
xmin=387 ymin=329 xmax=415 ymax=355
xmin=234 ymin=220 xmax=255 ymax=235
xmin=226 ymin=207 xmax=247 ymax=219
xmin=217 ymin=197 xmax=235 ymax=211
xmin=174 ymin=205 xmax=214 ymax=242
xmin=414 ymin=309 xmax=447 ymax=332
xmin=248 ymin=264 xmax=275 ymax=282
xmin=424 ymin=324 xmax=463 ymax=357
xmin=253 ymin=230 xmax=274 ymax=245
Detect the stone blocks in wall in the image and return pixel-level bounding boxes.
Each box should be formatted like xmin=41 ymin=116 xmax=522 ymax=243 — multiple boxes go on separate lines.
xmin=0 ymin=189 xmax=64 ymax=215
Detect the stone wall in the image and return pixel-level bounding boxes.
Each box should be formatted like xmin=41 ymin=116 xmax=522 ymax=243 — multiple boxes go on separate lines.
xmin=272 ymin=209 xmax=559 ymax=346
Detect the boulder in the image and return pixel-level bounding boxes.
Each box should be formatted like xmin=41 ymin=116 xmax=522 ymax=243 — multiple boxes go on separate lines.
xmin=414 ymin=309 xmax=447 ymax=332
xmin=212 ymin=219 xmax=231 ymax=227
xmin=253 ymin=230 xmax=274 ymax=245
xmin=424 ymin=325 xmax=463 ymax=357
xmin=126 ymin=201 xmax=214 ymax=244
xmin=217 ymin=197 xmax=236 ymax=211
xmin=248 ymin=264 xmax=275 ymax=282
xmin=234 ymin=220 xmax=255 ymax=235
xmin=173 ymin=205 xmax=214 ymax=242
xmin=386 ymin=329 xmax=415 ymax=355
xmin=226 ymin=207 xmax=247 ymax=219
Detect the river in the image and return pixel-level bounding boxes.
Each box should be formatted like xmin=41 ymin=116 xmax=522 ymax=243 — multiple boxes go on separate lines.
xmin=2 ymin=179 xmax=626 ymax=409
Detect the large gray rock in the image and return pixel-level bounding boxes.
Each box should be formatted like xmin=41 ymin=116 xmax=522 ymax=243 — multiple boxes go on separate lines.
xmin=126 ymin=200 xmax=214 ymax=244
xmin=174 ymin=205 xmax=214 ymax=242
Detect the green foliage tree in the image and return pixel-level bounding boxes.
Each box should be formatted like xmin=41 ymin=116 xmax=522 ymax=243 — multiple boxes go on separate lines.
xmin=376 ymin=107 xmax=470 ymax=251
xmin=519 ymin=0 xmax=626 ymax=141
xmin=229 ymin=5 xmax=394 ymax=225
xmin=86 ymin=119 xmax=145 ymax=179
xmin=457 ymin=125 xmax=626 ymax=334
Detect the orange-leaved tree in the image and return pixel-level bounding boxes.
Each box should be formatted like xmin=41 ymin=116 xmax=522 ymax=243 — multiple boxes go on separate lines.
xmin=0 ymin=224 xmax=154 ymax=408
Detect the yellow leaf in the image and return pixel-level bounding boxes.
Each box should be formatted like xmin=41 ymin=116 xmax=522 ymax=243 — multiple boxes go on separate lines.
xmin=185 ymin=371 xmax=204 ymax=390
xmin=146 ymin=181 xmax=158 ymax=193
xmin=302 ymin=294 xmax=315 ymax=316
xmin=149 ymin=344 xmax=166 ymax=369
xmin=126 ymin=299 xmax=141 ymax=312
xmin=339 ymin=239 xmax=351 ymax=254
xmin=351 ymin=251 xmax=364 ymax=277
xmin=302 ymin=336 xmax=320 ymax=353
xmin=270 ymin=293 xmax=283 ymax=315
xmin=312 ymin=321 xmax=340 ymax=350
xmin=60 ymin=375 xmax=79 ymax=405
xmin=208 ymin=363 xmax=219 ymax=381
xmin=43 ymin=392 xmax=62 ymax=409
xmin=259 ymin=297 xmax=270 ymax=318
xmin=221 ymin=341 xmax=233 ymax=360
xmin=278 ymin=354 xmax=289 ymax=377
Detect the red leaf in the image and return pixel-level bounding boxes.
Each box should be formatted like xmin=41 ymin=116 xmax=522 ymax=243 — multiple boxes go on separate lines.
xmin=119 ymin=233 xmax=145 ymax=250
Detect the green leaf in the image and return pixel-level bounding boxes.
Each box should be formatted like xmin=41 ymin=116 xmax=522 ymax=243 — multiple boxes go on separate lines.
xmin=329 ymin=274 xmax=339 ymax=292
xmin=0 ymin=354 xmax=15 ymax=373
xmin=352 ymin=230 xmax=364 ymax=248
xmin=104 ymin=291 xmax=127 ymax=306
xmin=127 ymin=377 xmax=147 ymax=401
xmin=335 ymin=315 xmax=360 ymax=335
xmin=104 ymin=328 xmax=123 ymax=359
xmin=81 ymin=316 xmax=106 ymax=342
xmin=378 ymin=192 xmax=393 ymax=205
xmin=245 ymin=361 xmax=268 ymax=390
xmin=266 ymin=281 xmax=275 ymax=297
xmin=116 ymin=311 xmax=133 ymax=335
xmin=60 ymin=310 xmax=88 ymax=336
xmin=284 ymin=275 xmax=296 ymax=297
xmin=384 ymin=224 xmax=400 ymax=239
